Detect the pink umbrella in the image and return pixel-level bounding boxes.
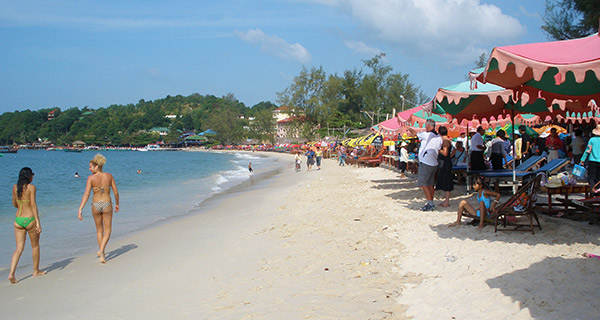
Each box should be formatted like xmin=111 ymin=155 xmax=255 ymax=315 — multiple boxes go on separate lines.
xmin=477 ymin=31 xmax=600 ymax=112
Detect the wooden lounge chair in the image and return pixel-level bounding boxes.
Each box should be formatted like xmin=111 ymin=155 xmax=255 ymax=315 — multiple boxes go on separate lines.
xmin=357 ymin=149 xmax=385 ymax=167
xmin=492 ymin=172 xmax=544 ymax=234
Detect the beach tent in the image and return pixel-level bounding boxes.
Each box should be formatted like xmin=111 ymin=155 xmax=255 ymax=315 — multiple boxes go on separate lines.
xmin=535 ymin=124 xmax=567 ymax=136
xmin=434 ymin=80 xmax=557 ymax=123
xmin=477 ymin=32 xmax=600 ymax=113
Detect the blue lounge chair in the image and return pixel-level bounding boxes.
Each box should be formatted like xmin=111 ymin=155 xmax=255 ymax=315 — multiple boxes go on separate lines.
xmin=462 ymin=155 xmax=545 ymax=176
xmin=480 ymin=158 xmax=570 ymax=179
xmin=481 ymin=158 xmax=570 ymax=192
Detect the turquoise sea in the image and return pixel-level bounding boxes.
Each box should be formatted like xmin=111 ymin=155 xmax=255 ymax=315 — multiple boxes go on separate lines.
xmin=0 ymin=150 xmax=278 ymax=273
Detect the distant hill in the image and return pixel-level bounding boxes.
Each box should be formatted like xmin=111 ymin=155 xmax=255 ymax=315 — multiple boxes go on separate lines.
xmin=0 ymin=93 xmax=278 ymax=146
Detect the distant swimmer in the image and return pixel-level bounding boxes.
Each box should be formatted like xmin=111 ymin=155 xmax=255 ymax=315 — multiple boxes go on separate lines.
xmin=9 ymin=167 xmax=46 ymax=284
xmin=248 ymin=162 xmax=253 ymax=173
xmin=137 ymin=169 xmax=141 ymax=174
xmin=78 ymin=154 xmax=120 ymax=264
xmin=74 ymin=172 xmax=80 ymax=178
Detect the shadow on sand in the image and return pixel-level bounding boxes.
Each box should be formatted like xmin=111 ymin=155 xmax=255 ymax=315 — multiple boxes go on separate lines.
xmin=486 ymin=256 xmax=600 ymax=319
xmin=105 ymin=244 xmax=138 ymax=262
xmin=43 ymin=257 xmax=75 ymax=273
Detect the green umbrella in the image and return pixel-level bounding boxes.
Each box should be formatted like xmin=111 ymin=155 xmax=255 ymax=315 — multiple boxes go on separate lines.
xmin=501 ymin=124 xmax=538 ymax=137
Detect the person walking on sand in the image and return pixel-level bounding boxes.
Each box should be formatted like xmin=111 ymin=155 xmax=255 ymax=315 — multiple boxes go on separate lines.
xmin=305 ymin=148 xmax=315 ymax=171
xmin=417 ymin=119 xmax=442 ymax=211
xmin=399 ymin=141 xmax=409 ymax=178
xmin=581 ymin=125 xmax=600 ymax=190
xmin=315 ymin=147 xmax=323 ymax=170
xmin=78 ymin=154 xmax=120 ymax=264
xmin=435 ymin=126 xmax=454 ymax=207
xmin=8 ymin=167 xmax=46 ymax=284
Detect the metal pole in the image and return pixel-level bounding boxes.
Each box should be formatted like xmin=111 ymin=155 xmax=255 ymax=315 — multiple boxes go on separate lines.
xmin=466 ymin=121 xmax=471 ymax=193
xmin=512 ymin=106 xmax=517 ymax=193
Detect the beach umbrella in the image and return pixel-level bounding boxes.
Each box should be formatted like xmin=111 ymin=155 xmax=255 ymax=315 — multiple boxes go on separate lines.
xmin=534 ymin=124 xmax=567 ymax=136
xmin=356 ymin=133 xmax=376 ymax=146
xmin=502 ymin=124 xmax=538 ymax=137
xmin=477 ymin=32 xmax=600 ymax=112
xmin=366 ymin=134 xmax=384 ymax=146
xmin=72 ymin=140 xmax=86 ymax=146
xmin=434 ymin=80 xmax=556 ymax=123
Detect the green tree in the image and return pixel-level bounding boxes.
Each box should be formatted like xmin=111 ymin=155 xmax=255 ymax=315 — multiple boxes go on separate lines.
xmin=318 ymin=74 xmax=343 ymax=135
xmin=542 ymin=0 xmax=600 ymax=40
xmin=277 ymin=66 xmax=326 ymax=123
xmin=339 ymin=69 xmax=363 ymax=118
xmin=474 ymin=52 xmax=488 ymax=69
xmin=249 ymin=109 xmax=277 ymax=144
xmin=207 ymin=105 xmax=244 ymax=145
xmin=361 ymin=53 xmax=392 ymax=119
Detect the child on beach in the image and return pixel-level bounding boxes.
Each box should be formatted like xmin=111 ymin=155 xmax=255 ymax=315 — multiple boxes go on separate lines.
xmin=248 ymin=162 xmax=253 ymax=173
xmin=399 ymin=142 xmax=408 ymax=178
xmin=449 ymin=178 xmax=500 ymax=229
xmin=294 ymin=153 xmax=302 ymax=172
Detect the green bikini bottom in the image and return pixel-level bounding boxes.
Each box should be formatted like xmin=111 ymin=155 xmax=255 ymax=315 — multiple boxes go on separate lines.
xmin=15 ymin=217 xmax=35 ymax=228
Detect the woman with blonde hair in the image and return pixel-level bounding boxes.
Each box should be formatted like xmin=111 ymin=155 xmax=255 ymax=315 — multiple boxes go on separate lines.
xmin=8 ymin=167 xmax=46 ymax=283
xmin=78 ymin=154 xmax=119 ymax=263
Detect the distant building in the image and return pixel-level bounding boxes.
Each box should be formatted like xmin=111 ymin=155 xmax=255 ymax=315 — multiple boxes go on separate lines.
xmin=165 ymin=115 xmax=177 ymax=119
xmin=150 ymin=127 xmax=170 ymax=136
xmin=273 ymin=106 xmax=302 ymax=143
xmin=47 ymin=109 xmax=58 ymax=121
xmin=273 ymin=106 xmax=294 ymax=122
xmin=276 ymin=117 xmax=302 ymax=142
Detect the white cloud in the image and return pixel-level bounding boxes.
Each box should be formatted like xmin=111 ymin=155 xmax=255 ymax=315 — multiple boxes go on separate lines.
xmin=144 ymin=68 xmax=160 ymax=77
xmin=235 ymin=29 xmax=311 ymax=64
xmin=519 ymin=5 xmax=540 ymax=19
xmin=305 ymin=0 xmax=525 ymax=65
xmin=344 ymin=40 xmax=382 ymax=56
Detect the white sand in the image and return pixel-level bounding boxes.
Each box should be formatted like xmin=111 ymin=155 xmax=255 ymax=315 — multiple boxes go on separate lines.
xmin=1 ymin=152 xmax=599 ymax=319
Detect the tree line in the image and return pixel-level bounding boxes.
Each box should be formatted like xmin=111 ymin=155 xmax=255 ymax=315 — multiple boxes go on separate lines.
xmin=0 ymin=54 xmax=429 ymax=146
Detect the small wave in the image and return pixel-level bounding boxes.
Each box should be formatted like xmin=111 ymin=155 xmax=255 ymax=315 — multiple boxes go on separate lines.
xmin=233 ymin=153 xmax=262 ymax=160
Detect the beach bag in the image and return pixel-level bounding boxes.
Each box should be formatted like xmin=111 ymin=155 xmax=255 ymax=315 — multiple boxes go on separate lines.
xmin=572 ymin=164 xmax=587 ymax=179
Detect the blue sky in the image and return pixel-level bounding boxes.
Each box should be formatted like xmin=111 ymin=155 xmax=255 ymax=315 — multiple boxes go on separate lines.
xmin=0 ymin=0 xmax=549 ymax=113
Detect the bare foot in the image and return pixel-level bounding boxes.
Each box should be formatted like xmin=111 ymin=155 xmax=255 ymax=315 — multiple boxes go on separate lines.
xmin=98 ymin=252 xmax=106 ymax=264
xmin=448 ymin=221 xmax=460 ymax=227
xmin=33 ymin=270 xmax=47 ymax=277
xmin=439 ymin=203 xmax=450 ymax=207
xmin=478 ymin=224 xmax=484 ymax=230
xmin=8 ymin=276 xmax=17 ymax=284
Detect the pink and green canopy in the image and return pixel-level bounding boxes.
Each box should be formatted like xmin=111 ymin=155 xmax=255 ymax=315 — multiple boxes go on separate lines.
xmin=434 ymin=80 xmax=553 ymax=123
xmin=478 ymin=33 xmax=600 ymax=112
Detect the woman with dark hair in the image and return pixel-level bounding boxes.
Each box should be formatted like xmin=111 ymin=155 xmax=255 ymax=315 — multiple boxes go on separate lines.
xmin=436 ymin=126 xmax=454 ymax=207
xmin=490 ymin=129 xmax=509 ymax=170
xmin=8 ymin=167 xmax=45 ymax=284
xmin=78 ymin=154 xmax=120 ymax=263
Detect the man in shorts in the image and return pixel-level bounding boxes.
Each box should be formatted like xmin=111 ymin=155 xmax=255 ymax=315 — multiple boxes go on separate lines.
xmin=417 ymin=119 xmax=442 ymax=211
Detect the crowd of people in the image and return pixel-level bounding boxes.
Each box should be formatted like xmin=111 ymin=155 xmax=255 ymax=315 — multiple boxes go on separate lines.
xmin=299 ymin=120 xmax=599 ymax=228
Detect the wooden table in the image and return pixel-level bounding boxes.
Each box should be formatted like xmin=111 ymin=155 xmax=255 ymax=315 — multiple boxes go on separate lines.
xmin=538 ymin=184 xmax=591 ymax=214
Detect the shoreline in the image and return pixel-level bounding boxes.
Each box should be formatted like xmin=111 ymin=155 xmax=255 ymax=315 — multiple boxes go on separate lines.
xmin=0 ymin=150 xmax=282 ymax=274
xmin=0 ymin=153 xmax=599 ymax=319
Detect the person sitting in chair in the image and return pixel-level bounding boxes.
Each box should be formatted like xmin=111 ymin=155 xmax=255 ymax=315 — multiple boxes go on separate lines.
xmin=449 ymin=178 xmax=500 ymax=229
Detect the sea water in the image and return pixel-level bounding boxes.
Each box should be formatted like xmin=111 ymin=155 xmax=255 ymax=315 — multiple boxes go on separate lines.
xmin=0 ymin=150 xmax=278 ymax=273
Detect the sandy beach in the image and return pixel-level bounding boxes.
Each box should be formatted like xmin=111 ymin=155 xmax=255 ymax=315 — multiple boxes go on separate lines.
xmin=1 ymin=151 xmax=599 ymax=319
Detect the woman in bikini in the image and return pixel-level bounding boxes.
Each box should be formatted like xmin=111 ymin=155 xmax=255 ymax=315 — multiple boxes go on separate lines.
xmin=78 ymin=154 xmax=120 ymax=263
xmin=9 ymin=167 xmax=46 ymax=284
